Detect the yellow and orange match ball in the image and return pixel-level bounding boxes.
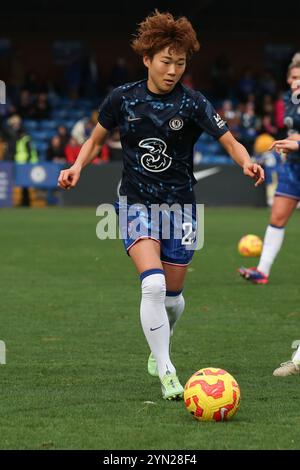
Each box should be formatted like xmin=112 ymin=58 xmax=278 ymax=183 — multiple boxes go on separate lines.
xmin=238 ymin=234 xmax=263 ymax=257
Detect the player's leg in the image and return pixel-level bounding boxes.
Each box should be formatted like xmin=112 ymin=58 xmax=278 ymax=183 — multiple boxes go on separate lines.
xmin=239 ymin=196 xmax=298 ymax=283
xmin=257 ymin=196 xmax=298 ymax=276
xmin=163 ymin=262 xmax=188 ymax=334
xmin=146 ymin=203 xmax=197 ymax=388
xmin=239 ymin=160 xmax=300 ymax=283
xmin=161 ymin=202 xmax=196 ymax=330
xmin=129 ymin=239 xmax=183 ymax=399
xmin=148 ymin=203 xmax=197 ymax=379
xmin=147 ymin=262 xmax=188 ymax=378
xmin=273 ymin=343 xmax=300 ymax=377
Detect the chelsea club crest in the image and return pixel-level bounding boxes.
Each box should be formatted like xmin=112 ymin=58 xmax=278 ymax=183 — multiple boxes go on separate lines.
xmin=169 ymin=117 xmax=184 ymax=130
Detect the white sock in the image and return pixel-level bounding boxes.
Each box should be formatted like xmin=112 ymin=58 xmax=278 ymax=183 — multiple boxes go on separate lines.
xmin=292 ymin=345 xmax=300 ymax=366
xmin=140 ymin=270 xmax=176 ymax=379
xmin=165 ymin=292 xmax=185 ymax=335
xmin=257 ymin=225 xmax=285 ymax=276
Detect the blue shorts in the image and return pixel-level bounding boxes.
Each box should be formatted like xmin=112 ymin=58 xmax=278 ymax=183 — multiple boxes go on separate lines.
xmin=115 ymin=201 xmax=198 ymax=266
xmin=275 ymin=161 xmax=300 ymax=200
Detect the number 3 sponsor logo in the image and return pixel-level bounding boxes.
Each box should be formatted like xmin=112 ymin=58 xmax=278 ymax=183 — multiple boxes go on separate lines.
xmin=139 ymin=138 xmax=172 ymax=172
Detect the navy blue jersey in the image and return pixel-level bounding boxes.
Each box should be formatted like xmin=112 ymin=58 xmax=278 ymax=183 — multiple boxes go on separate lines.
xmin=98 ymin=79 xmax=229 ymax=205
xmin=284 ymin=91 xmax=300 ymax=161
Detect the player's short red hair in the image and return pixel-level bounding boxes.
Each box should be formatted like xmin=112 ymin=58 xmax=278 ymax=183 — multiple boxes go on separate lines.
xmin=132 ymin=10 xmax=200 ymax=60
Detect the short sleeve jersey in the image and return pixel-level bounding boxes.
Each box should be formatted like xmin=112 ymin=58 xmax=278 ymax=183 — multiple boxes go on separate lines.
xmin=284 ymin=91 xmax=300 ymax=161
xmin=98 ymin=79 xmax=229 ymax=205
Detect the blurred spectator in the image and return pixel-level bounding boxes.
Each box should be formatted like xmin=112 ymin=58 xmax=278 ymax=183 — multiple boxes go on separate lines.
xmin=71 ymin=111 xmax=98 ymax=145
xmin=64 ymin=135 xmax=108 ymax=165
xmin=259 ymin=95 xmax=278 ymax=137
xmin=31 ymin=93 xmax=51 ymax=120
xmin=4 ymin=114 xmax=38 ymax=206
xmin=65 ymin=137 xmax=82 ymax=165
xmin=274 ymin=91 xmax=285 ymax=134
xmin=4 ymin=114 xmax=38 ymax=163
xmin=17 ymin=89 xmax=35 ymax=119
xmin=46 ymin=135 xmax=66 ymax=164
xmin=57 ymin=125 xmax=70 ymax=148
xmin=239 ymin=102 xmax=260 ymax=153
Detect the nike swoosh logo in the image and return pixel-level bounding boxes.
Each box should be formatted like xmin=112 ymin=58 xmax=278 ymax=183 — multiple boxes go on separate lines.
xmin=150 ymin=324 xmax=164 ymax=331
xmin=127 ymin=117 xmax=142 ymax=122
xmin=193 ymin=167 xmax=221 ymax=181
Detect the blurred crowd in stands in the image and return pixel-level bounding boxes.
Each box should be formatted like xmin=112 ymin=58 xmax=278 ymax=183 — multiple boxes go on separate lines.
xmin=0 ymin=55 xmax=289 ymax=167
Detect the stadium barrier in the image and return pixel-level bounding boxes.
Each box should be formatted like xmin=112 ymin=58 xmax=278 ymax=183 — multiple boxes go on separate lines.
xmin=61 ymin=162 xmax=266 ymax=207
xmin=0 ymin=162 xmax=266 ymax=207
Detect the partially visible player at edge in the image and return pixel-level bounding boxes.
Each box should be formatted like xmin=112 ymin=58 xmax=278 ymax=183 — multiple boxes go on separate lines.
xmin=58 ymin=11 xmax=264 ymax=400
xmin=260 ymin=137 xmax=300 ymax=376
xmin=239 ymin=53 xmax=300 ymax=284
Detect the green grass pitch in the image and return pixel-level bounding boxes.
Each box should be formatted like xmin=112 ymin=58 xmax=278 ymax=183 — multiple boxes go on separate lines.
xmin=0 ymin=207 xmax=300 ymax=450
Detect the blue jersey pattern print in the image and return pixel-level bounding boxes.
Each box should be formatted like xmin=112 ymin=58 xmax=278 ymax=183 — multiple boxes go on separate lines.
xmin=98 ymin=79 xmax=229 ymax=205
xmin=274 ymin=92 xmax=300 ymax=200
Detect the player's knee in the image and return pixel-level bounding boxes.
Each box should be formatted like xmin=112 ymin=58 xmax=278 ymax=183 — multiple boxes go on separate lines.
xmin=270 ymin=215 xmax=286 ymax=228
xmin=141 ymin=272 xmax=166 ymax=301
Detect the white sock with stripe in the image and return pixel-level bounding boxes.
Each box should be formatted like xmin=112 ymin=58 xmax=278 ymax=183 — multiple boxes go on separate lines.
xmin=257 ymin=224 xmax=285 ymax=276
xmin=140 ymin=269 xmax=176 ymax=379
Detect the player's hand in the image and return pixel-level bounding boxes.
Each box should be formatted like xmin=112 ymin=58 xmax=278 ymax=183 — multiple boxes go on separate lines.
xmin=268 ymin=139 xmax=299 ymax=155
xmin=243 ymin=162 xmax=265 ymax=187
xmin=57 ymin=165 xmax=81 ymax=190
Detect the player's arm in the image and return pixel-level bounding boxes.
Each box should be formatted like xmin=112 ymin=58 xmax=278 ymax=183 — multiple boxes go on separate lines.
xmin=58 ymin=122 xmax=109 ymax=190
xmin=219 ymin=130 xmax=265 ymax=187
xmin=268 ymin=136 xmax=300 ymax=155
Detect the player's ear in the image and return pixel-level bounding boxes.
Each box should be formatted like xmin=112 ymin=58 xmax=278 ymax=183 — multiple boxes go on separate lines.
xmin=143 ymin=55 xmax=150 ymax=69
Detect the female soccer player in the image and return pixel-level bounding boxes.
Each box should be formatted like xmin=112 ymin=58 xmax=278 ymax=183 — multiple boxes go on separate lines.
xmin=58 ymin=11 xmax=264 ymax=400
xmin=239 ymin=53 xmax=300 ymax=284
xmin=262 ymin=137 xmax=300 ymax=376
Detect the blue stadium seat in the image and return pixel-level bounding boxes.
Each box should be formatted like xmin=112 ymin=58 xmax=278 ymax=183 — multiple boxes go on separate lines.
xmin=29 ymin=130 xmax=50 ymax=141
xmin=23 ymin=120 xmax=38 ymax=132
xmin=51 ymin=109 xmax=69 ymax=120
xmin=64 ymin=120 xmax=77 ymax=130
xmin=33 ymin=141 xmax=48 ymax=160
xmin=68 ymin=109 xmax=86 ymax=120
xmin=39 ymin=120 xmax=58 ymax=130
